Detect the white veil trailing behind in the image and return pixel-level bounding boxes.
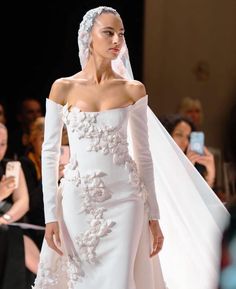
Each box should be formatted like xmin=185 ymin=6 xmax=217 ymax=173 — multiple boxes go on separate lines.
xmin=78 ymin=6 xmax=230 ymax=289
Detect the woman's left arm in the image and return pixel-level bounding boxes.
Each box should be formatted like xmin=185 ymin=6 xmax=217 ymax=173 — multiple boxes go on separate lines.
xmin=128 ymin=94 xmax=164 ymax=256
xmin=129 ymin=95 xmax=160 ymax=220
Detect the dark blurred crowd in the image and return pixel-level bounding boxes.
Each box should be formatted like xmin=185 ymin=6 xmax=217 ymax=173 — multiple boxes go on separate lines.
xmin=0 ymin=98 xmax=69 ymax=289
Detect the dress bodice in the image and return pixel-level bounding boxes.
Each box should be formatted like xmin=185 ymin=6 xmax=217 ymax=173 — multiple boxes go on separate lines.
xmin=41 ymin=95 xmax=160 ymax=224
xmin=61 ymin=102 xmax=146 ymax=194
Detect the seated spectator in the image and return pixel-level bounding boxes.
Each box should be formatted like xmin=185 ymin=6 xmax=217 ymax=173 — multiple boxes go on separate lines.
xmin=159 ymin=114 xmax=216 ymax=189
xmin=177 ymin=96 xmax=203 ymax=131
xmin=7 ymin=97 xmax=42 ymax=159
xmin=19 ymin=117 xmax=45 ymax=249
xmin=0 ymin=123 xmax=40 ymax=289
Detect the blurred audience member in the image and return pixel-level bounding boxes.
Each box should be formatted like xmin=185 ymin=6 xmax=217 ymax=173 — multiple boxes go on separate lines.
xmin=178 ymin=97 xmax=203 ymax=131
xmin=19 ymin=117 xmax=45 ymax=249
xmin=219 ymin=198 xmax=236 ymax=289
xmin=0 ymin=123 xmax=39 ymax=288
xmin=159 ymin=114 xmax=216 ymax=189
xmin=0 ymin=101 xmax=6 ymax=125
xmin=8 ymin=97 xmax=42 ymax=159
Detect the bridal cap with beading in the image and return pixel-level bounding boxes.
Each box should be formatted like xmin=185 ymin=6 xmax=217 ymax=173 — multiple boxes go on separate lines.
xmin=78 ymin=6 xmax=119 ymax=69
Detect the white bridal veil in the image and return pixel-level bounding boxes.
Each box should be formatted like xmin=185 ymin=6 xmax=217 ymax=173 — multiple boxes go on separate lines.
xmin=78 ymin=6 xmax=230 ymax=289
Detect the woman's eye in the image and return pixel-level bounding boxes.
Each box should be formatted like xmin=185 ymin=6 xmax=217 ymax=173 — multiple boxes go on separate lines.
xmin=103 ymin=31 xmax=113 ymax=36
xmin=119 ymin=33 xmax=124 ymax=37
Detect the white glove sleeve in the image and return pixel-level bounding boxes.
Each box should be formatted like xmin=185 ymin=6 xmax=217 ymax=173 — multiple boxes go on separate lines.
xmin=128 ymin=95 xmax=160 ymax=220
xmin=42 ymin=98 xmax=64 ymax=223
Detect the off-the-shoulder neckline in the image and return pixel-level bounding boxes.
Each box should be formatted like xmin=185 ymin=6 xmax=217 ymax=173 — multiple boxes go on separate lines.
xmin=47 ymin=94 xmax=148 ymax=113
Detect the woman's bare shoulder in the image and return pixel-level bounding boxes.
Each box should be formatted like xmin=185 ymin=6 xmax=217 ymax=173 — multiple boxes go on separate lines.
xmin=48 ymin=75 xmax=82 ymax=105
xmin=125 ymin=80 xmax=147 ymax=102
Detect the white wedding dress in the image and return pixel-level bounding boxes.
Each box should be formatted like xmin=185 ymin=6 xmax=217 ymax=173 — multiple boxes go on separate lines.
xmin=32 ymin=94 xmax=229 ymax=289
xmin=32 ymin=95 xmax=167 ymax=289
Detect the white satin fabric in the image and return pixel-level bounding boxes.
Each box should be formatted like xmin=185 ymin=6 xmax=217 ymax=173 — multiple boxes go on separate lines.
xmin=32 ymin=96 xmax=167 ymax=289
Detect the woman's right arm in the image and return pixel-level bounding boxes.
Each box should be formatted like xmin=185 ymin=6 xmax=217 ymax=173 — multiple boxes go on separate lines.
xmin=42 ymin=80 xmax=68 ymax=255
xmin=42 ymin=80 xmax=67 ymax=223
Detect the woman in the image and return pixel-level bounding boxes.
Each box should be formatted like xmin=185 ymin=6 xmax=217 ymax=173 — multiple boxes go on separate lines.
xmin=0 ymin=123 xmax=40 ymax=288
xmin=159 ymin=114 xmax=216 ymax=188
xmin=32 ymin=6 xmax=229 ymax=289
xmin=177 ymin=97 xmax=203 ymax=131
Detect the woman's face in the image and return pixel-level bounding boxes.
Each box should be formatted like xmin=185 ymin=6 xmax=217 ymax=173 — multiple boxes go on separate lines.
xmin=0 ymin=127 xmax=7 ymax=161
xmin=90 ymin=13 xmax=125 ymax=61
xmin=185 ymin=106 xmax=201 ymax=128
xmin=172 ymin=121 xmax=192 ymax=152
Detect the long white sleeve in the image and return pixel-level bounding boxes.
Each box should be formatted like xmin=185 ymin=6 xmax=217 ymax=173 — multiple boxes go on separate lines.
xmin=42 ymin=98 xmax=64 ymax=223
xmin=128 ymin=95 xmax=160 ymax=220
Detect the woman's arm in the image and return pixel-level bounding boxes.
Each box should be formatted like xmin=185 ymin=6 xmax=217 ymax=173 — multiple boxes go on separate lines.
xmin=128 ymin=82 xmax=163 ymax=257
xmin=42 ymin=80 xmax=67 ymax=256
xmin=128 ymin=83 xmax=160 ymax=220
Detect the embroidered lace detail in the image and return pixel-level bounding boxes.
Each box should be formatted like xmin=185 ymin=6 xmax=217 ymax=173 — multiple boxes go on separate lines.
xmin=63 ymin=158 xmax=81 ymax=186
xmin=81 ymin=171 xmax=112 ymax=212
xmin=75 ymin=207 xmax=115 ymax=264
xmin=63 ymin=108 xmax=148 ymax=201
xmin=60 ymin=162 xmax=115 ymax=277
xmin=31 ymin=255 xmax=84 ymax=289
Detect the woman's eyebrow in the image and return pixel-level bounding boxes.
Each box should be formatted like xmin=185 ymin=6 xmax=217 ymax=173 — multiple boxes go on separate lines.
xmin=102 ymin=26 xmax=124 ymax=31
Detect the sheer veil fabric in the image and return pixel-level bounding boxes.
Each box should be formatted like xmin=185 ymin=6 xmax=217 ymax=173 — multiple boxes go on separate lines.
xmin=142 ymin=109 xmax=229 ymax=289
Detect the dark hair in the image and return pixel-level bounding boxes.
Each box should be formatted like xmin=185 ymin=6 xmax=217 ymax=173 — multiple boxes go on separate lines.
xmin=159 ymin=114 xmax=196 ymax=135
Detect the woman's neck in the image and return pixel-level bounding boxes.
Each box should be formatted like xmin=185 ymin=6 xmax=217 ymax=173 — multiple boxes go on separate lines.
xmin=83 ymin=56 xmax=115 ymax=84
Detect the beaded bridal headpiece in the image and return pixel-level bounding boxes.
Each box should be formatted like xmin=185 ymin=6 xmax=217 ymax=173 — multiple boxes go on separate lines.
xmin=78 ymin=6 xmax=134 ymax=80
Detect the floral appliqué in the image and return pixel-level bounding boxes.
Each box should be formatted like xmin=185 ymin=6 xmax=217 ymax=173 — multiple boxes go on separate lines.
xmin=32 ymin=255 xmax=83 ymax=289
xmin=63 ymin=106 xmax=148 ymax=202
xmin=61 ymin=162 xmax=115 ymax=273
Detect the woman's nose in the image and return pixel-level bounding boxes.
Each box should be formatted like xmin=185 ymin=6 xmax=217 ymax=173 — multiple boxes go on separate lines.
xmin=112 ymin=33 xmax=119 ymax=44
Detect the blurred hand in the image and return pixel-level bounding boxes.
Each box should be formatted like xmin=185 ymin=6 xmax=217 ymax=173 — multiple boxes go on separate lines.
xmin=187 ymin=146 xmax=215 ymax=187
xmin=0 ymin=175 xmax=16 ymax=201
xmin=45 ymin=222 xmax=63 ymax=256
xmin=149 ymin=220 xmax=164 ymax=257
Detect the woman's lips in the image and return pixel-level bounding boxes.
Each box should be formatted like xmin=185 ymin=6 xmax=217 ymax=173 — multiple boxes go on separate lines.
xmin=110 ymin=48 xmax=120 ymax=53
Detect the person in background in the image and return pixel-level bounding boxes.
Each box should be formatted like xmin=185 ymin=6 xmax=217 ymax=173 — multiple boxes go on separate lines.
xmin=19 ymin=117 xmax=45 ymax=249
xmin=0 ymin=123 xmax=40 ymax=289
xmin=178 ymin=97 xmax=203 ymax=131
xmin=159 ymin=114 xmax=216 ymax=189
xmin=7 ymin=97 xmax=42 ymax=159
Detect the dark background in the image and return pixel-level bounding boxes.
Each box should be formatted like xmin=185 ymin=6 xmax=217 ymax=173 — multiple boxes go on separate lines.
xmin=2 ymin=0 xmax=144 ymax=129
